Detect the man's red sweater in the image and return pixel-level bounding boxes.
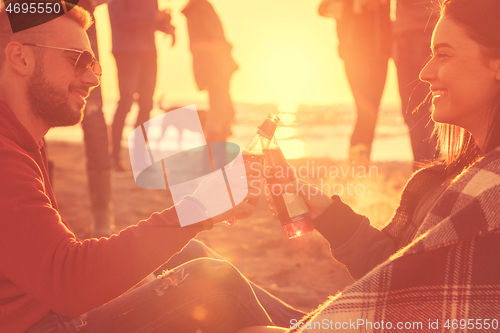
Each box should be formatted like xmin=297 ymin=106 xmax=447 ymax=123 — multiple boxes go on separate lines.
xmin=0 ymin=99 xmax=207 ymax=332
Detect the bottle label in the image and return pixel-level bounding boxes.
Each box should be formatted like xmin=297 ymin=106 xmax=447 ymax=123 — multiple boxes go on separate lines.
xmin=282 ymin=193 xmax=310 ymax=222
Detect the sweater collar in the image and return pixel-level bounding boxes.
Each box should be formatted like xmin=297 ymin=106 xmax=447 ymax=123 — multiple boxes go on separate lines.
xmin=0 ymin=98 xmax=42 ymax=153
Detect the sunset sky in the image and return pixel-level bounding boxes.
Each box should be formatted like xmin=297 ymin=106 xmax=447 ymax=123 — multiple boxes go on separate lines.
xmin=94 ymin=0 xmax=401 ymax=107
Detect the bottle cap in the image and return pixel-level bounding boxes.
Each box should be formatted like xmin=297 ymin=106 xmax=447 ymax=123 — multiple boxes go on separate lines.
xmin=257 ymin=113 xmax=280 ymax=139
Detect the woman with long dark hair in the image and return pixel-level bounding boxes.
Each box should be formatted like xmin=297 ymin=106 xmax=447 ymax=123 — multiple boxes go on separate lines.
xmin=238 ymin=0 xmax=500 ymax=331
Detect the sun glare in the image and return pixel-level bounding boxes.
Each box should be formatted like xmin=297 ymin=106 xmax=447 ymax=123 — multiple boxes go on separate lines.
xmin=278 ymin=102 xmax=298 ymax=113
xmin=280 ymin=139 xmax=305 ymax=159
xmin=259 ymin=37 xmax=320 ymax=105
xmin=277 ymin=113 xmax=296 ymax=126
xmin=275 ymin=127 xmax=296 ymax=140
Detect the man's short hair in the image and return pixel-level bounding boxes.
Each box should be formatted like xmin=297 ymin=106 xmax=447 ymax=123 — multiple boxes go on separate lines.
xmin=0 ymin=5 xmax=93 ymax=68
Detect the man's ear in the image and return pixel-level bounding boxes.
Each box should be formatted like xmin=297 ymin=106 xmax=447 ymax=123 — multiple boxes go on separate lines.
xmin=4 ymin=42 xmax=35 ymax=77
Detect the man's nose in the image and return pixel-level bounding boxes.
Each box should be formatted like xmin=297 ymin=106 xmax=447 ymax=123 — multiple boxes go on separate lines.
xmin=80 ymin=67 xmax=101 ymax=88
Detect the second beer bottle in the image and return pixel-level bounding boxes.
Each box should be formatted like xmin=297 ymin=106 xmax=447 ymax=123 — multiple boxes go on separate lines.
xmin=260 ymin=118 xmax=315 ymax=239
xmin=225 ymin=113 xmax=280 ymax=225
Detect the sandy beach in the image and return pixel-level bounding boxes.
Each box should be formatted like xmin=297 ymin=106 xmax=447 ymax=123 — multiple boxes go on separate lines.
xmin=47 ymin=140 xmax=413 ymax=313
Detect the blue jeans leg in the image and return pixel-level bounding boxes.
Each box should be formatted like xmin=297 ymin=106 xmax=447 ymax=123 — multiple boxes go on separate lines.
xmin=80 ymin=22 xmax=112 ymax=236
xmin=27 ymin=258 xmax=273 ymax=333
xmin=344 ymin=58 xmax=389 ymax=156
xmin=111 ymin=51 xmax=157 ymax=163
xmin=82 ymin=20 xmax=110 ymax=171
xmin=161 ymin=240 xmax=306 ymax=328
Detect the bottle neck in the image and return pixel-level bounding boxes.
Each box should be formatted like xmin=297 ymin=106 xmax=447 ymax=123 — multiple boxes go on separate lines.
xmin=257 ymin=119 xmax=278 ymax=140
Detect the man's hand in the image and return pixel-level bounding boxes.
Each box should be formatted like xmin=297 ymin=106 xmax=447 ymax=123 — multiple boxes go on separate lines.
xmin=211 ymin=161 xmax=262 ymax=223
xmin=190 ymin=161 xmax=263 ymax=225
xmin=155 ymin=10 xmax=176 ymax=46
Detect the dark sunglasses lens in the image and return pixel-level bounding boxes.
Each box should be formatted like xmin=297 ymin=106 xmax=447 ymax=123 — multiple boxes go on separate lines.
xmin=75 ymin=51 xmax=101 ymax=77
xmin=93 ymin=61 xmax=103 ymax=77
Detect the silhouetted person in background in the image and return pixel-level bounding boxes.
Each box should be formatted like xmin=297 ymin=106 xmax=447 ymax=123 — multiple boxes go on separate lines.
xmin=182 ymin=0 xmax=238 ymax=147
xmin=394 ymin=0 xmax=439 ymax=167
xmin=108 ymin=0 xmax=159 ymax=172
xmin=319 ymin=0 xmax=392 ymax=165
xmin=80 ymin=0 xmax=114 ymax=238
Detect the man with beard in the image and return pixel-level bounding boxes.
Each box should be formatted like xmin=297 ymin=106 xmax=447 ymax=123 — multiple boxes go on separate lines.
xmin=0 ymin=5 xmax=302 ymax=333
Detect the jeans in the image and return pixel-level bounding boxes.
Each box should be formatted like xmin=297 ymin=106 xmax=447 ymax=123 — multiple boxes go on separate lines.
xmin=81 ymin=22 xmax=111 ymax=171
xmin=394 ymin=30 xmax=438 ymax=164
xmin=205 ymin=79 xmax=235 ymax=142
xmin=344 ymin=57 xmax=389 ymax=156
xmin=79 ymin=22 xmax=113 ymax=236
xmin=161 ymin=240 xmax=306 ymax=328
xmin=26 ymin=240 xmax=305 ymax=332
xmin=111 ymin=51 xmax=157 ymax=163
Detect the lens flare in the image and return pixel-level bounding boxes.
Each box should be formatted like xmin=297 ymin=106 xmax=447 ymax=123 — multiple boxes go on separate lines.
xmin=192 ymin=306 xmax=207 ymax=321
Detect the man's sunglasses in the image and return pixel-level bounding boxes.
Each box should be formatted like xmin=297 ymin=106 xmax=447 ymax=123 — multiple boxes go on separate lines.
xmin=22 ymin=43 xmax=102 ymax=78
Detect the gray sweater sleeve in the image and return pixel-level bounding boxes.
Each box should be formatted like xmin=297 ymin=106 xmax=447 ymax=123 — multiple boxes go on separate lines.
xmin=313 ymin=196 xmax=398 ymax=280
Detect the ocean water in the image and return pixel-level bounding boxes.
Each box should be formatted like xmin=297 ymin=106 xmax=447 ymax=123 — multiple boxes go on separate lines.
xmin=45 ymin=101 xmax=414 ymax=162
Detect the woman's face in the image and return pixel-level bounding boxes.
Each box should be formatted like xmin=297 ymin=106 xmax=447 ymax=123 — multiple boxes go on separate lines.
xmin=420 ymin=15 xmax=500 ymax=143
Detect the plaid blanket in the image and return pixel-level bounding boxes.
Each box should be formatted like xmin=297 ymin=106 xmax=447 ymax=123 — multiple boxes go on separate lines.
xmin=291 ymin=148 xmax=500 ymax=332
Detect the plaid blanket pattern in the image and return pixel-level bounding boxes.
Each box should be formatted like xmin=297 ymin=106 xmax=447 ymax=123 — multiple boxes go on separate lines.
xmin=291 ymin=148 xmax=500 ymax=332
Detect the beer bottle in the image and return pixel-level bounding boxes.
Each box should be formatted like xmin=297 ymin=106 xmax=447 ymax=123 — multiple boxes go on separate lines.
xmin=261 ymin=134 xmax=314 ymax=238
xmin=225 ymin=113 xmax=280 ymax=225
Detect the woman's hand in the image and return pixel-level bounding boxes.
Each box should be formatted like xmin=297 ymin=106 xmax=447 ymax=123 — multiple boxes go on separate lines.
xmin=266 ymin=180 xmax=333 ymax=220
